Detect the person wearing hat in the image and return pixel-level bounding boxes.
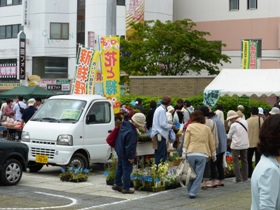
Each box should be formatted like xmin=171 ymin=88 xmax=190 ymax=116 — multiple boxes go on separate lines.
xmin=258 ymin=107 xmax=265 ymax=121
xmin=227 ymin=110 xmax=249 ymax=183
xmin=166 ymin=105 xmax=175 ymax=124
xmin=151 ymin=95 xmax=176 ymax=165
xmin=21 ymin=98 xmax=38 ymax=128
xmin=269 ymin=107 xmax=280 ymax=116
xmin=237 ymin=105 xmax=246 ymax=120
xmin=247 ymin=107 xmax=264 ymax=178
xmin=113 ymin=113 xmax=146 ymax=194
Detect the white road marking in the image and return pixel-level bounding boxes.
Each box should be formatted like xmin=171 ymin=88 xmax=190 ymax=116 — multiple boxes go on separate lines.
xmin=78 ymin=190 xmax=168 ymax=210
xmin=0 ymin=191 xmax=77 ymax=210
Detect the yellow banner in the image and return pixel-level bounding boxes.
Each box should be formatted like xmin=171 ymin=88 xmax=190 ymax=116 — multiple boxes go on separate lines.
xmin=242 ymin=41 xmax=249 ymax=69
xmin=87 ymin=50 xmax=100 ymax=94
xmin=100 ymin=36 xmax=121 ymax=114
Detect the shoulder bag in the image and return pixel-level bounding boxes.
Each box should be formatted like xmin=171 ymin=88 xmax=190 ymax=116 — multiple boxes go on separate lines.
xmin=176 ymin=158 xmax=196 ymax=187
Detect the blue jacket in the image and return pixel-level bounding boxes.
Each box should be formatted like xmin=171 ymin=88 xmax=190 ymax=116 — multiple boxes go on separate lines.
xmin=211 ymin=115 xmax=227 ymax=154
xmin=114 ymin=121 xmax=138 ymax=160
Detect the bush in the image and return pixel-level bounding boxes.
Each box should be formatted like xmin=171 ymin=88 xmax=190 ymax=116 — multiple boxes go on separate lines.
xmin=120 ymin=94 xmax=271 ymax=119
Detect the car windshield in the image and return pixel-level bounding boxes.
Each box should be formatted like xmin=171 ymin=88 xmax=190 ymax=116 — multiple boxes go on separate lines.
xmin=31 ymin=99 xmax=87 ymax=123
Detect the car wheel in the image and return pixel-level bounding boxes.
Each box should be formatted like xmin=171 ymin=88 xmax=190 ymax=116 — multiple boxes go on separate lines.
xmin=0 ymin=159 xmax=23 ymax=186
xmin=69 ymin=154 xmax=89 ymax=170
xmin=28 ymin=163 xmax=44 ymax=173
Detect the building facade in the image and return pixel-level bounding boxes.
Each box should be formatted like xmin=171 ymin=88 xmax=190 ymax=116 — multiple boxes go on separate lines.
xmin=174 ymin=0 xmax=280 ymax=70
xmin=0 ymin=0 xmax=173 ymax=93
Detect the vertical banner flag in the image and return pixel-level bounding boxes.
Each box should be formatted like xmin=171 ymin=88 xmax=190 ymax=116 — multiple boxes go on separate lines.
xmin=242 ymin=40 xmax=249 ymax=69
xmin=87 ymin=50 xmax=100 ymax=95
xmin=72 ymin=46 xmax=93 ymax=94
xmin=248 ymin=40 xmax=258 ymax=69
xmin=242 ymin=40 xmax=258 ymax=69
xmin=126 ymin=0 xmax=144 ymax=39
xmin=100 ymin=36 xmax=121 ymax=114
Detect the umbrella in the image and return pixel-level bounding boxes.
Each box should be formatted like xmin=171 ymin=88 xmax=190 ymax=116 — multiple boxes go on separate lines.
xmin=0 ymin=86 xmax=56 ymax=100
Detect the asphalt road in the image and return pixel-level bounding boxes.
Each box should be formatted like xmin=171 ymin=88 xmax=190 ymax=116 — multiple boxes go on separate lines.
xmin=0 ymin=164 xmax=252 ymax=210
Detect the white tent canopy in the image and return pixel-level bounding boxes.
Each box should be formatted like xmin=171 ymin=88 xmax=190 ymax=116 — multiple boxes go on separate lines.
xmin=204 ymin=69 xmax=280 ymax=97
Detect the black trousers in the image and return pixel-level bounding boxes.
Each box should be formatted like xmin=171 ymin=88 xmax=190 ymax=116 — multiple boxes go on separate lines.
xmin=247 ymin=147 xmax=261 ymax=178
xmin=210 ymin=152 xmax=225 ymax=180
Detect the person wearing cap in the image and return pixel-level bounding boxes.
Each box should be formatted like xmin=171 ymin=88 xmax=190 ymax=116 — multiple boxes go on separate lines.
xmin=269 ymin=107 xmax=280 ymax=116
xmin=237 ymin=105 xmax=246 ymax=120
xmin=258 ymin=107 xmax=265 ymax=121
xmin=151 ymin=95 xmax=176 ymax=165
xmin=21 ymin=98 xmax=38 ymax=128
xmin=247 ymin=107 xmax=264 ymax=178
xmin=166 ymin=105 xmax=175 ymax=124
xmin=113 ymin=113 xmax=146 ymax=194
xmin=227 ymin=110 xmax=249 ymax=183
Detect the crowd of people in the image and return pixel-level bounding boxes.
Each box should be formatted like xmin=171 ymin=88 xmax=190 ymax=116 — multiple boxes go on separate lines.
xmin=112 ymin=95 xmax=280 ymax=209
xmin=0 ymin=96 xmax=42 ymax=139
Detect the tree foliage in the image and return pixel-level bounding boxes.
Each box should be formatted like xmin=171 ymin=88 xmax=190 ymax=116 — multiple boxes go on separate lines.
xmin=120 ymin=19 xmax=231 ymax=76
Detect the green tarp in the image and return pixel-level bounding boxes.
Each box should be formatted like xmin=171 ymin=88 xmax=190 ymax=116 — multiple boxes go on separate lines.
xmin=0 ymin=86 xmax=56 ymax=100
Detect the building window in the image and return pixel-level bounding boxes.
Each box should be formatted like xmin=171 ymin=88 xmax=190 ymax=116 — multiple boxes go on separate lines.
xmin=50 ymin=23 xmax=69 ymax=40
xmin=33 ymin=57 xmax=68 ymax=79
xmin=0 ymin=24 xmax=20 ymax=39
xmin=0 ymin=0 xmax=21 ymax=6
xmin=242 ymin=39 xmax=262 ymax=58
xmin=229 ymin=0 xmax=239 ymax=10
xmin=117 ymin=0 xmax=125 ymax=6
xmin=248 ymin=0 xmax=257 ymax=9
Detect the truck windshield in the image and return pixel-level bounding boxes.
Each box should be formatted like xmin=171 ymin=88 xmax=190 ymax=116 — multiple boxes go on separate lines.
xmin=31 ymin=99 xmax=87 ymax=123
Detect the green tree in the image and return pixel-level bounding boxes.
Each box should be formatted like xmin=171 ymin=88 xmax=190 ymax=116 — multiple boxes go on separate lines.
xmin=121 ymin=19 xmax=231 ymax=76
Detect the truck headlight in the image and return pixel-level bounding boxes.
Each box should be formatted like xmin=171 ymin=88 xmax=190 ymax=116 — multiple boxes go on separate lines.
xmin=57 ymin=135 xmax=73 ymax=146
xmin=21 ymin=131 xmax=30 ymax=142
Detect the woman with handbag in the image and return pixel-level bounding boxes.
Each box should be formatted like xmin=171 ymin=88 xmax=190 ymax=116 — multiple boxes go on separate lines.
xmin=182 ymin=110 xmax=216 ymax=199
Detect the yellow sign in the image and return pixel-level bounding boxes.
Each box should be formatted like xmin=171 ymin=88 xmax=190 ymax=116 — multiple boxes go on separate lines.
xmin=100 ymin=36 xmax=121 ymax=114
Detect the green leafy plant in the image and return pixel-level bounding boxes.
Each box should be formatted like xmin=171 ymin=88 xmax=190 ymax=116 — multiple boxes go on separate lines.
xmin=168 ymin=153 xmax=179 ymax=162
xmin=59 ymin=167 xmax=90 ymax=182
xmin=104 ymin=157 xmax=118 ymax=181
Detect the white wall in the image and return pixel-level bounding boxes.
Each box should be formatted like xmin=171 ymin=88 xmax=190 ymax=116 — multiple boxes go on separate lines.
xmin=145 ymin=0 xmax=173 ymax=22
xmin=174 ymin=0 xmax=280 ymax=22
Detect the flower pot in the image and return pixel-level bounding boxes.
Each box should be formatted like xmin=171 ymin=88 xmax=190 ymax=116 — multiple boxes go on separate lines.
xmin=106 ymin=180 xmax=115 ymax=186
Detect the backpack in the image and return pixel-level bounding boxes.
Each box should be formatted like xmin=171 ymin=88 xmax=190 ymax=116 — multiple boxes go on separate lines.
xmin=18 ymin=103 xmax=24 ymax=114
xmin=106 ymin=126 xmax=120 ymax=148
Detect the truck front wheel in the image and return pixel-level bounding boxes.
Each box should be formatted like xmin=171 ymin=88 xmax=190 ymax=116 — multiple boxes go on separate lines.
xmin=69 ymin=154 xmax=89 ymax=170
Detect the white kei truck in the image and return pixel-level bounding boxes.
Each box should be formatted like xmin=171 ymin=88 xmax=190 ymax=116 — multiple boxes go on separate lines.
xmin=21 ymin=94 xmax=153 ymax=172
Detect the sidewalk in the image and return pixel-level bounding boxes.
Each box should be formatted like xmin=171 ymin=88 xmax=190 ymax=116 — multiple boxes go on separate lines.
xmin=16 ymin=165 xmax=252 ymax=210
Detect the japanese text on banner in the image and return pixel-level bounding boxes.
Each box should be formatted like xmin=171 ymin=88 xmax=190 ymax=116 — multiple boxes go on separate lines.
xmin=72 ymin=47 xmax=93 ymax=94
xmin=100 ymin=36 xmax=121 ymax=114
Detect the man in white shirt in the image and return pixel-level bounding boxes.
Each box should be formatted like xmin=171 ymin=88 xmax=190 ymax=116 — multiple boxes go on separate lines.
xmin=13 ymin=95 xmax=27 ymax=121
xmin=227 ymin=110 xmax=249 ymax=183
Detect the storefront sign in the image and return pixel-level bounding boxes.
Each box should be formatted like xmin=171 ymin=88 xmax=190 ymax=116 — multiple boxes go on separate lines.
xmin=23 ymin=0 xmax=28 ymax=26
xmin=0 ymin=63 xmax=17 ymax=79
xmin=56 ymin=79 xmax=71 ymax=84
xmin=19 ymin=31 xmax=26 ymax=80
xmin=47 ymin=84 xmax=62 ymax=90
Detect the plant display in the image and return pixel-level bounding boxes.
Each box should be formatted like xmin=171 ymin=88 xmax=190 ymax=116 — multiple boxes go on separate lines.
xmin=131 ymin=158 xmax=169 ymax=192
xmin=104 ymin=157 xmax=118 ymax=182
xmin=59 ymin=167 xmax=90 ymax=182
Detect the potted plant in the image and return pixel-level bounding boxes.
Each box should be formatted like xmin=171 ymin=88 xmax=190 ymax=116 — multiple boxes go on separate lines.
xmin=104 ymin=156 xmax=118 ymax=185
xmin=59 ymin=167 xmax=90 ymax=182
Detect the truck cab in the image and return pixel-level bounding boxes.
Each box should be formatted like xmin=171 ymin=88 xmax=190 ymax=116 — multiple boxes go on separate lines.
xmin=21 ymin=94 xmax=114 ymax=172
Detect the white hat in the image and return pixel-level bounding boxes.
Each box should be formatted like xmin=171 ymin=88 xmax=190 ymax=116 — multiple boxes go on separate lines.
xmin=167 ymin=105 xmax=174 ymax=112
xmin=132 ymin=113 xmax=146 ymax=127
xmin=269 ymin=107 xmax=280 ymax=115
xmin=258 ymin=107 xmax=264 ymax=115
xmin=27 ymin=98 xmax=36 ymax=106
xmin=226 ymin=110 xmax=239 ymax=121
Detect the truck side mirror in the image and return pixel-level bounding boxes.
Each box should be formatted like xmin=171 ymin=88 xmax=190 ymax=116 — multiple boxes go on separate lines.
xmin=86 ymin=114 xmax=96 ymax=124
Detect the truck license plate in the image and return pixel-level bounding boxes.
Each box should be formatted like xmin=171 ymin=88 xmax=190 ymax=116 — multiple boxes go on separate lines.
xmin=35 ymin=154 xmax=48 ymax=164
